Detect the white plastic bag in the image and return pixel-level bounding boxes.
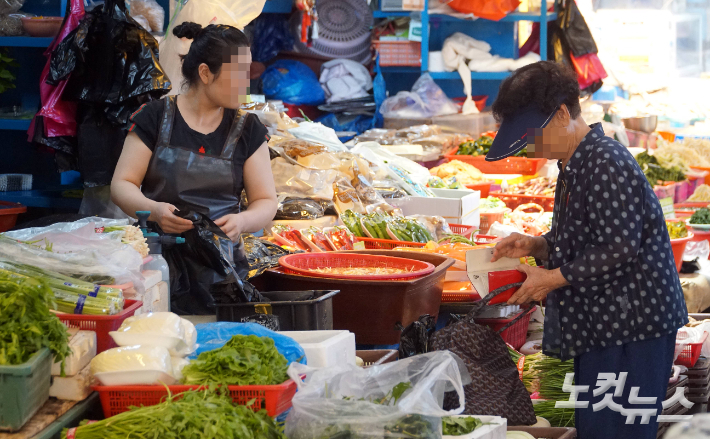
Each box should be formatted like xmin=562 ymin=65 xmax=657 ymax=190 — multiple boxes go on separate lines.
xmin=110 ymin=312 xmax=197 ymax=356
xmin=380 ymin=74 xmax=458 ymax=119
xmin=159 ymin=0 xmax=265 ymax=95
xmin=271 ymin=157 xmax=339 ymax=201
xmin=285 ymin=351 xmax=470 ymax=439
xmin=91 ymin=345 xmax=176 ymax=385
xmin=288 ymin=122 xmax=346 ymax=152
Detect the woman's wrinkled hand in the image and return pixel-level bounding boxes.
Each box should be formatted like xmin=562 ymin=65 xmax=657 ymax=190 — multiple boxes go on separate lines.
xmin=507 ymin=265 xmax=568 ymax=305
xmin=491 ymin=233 xmax=539 ymax=262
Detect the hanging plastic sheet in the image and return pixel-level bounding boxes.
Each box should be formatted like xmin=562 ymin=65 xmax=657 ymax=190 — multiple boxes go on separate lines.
xmin=159 ymin=0 xmax=265 ymax=95
xmin=27 ymin=0 xmax=84 ymax=145
xmin=442 ymin=0 xmax=520 ymax=21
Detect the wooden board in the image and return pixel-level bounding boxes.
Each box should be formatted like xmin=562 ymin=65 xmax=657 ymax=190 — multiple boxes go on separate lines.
xmin=0 ymin=399 xmax=78 ymax=439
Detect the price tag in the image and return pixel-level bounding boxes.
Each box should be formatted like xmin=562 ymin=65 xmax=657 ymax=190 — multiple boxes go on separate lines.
xmin=660 ymin=197 xmax=675 ymax=219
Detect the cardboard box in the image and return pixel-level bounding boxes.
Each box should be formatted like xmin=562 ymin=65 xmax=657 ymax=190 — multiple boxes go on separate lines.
xmin=393 ymin=190 xmax=480 ymax=226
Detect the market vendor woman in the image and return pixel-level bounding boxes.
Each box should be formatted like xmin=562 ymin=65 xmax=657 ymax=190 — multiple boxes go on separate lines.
xmin=111 ymin=23 xmax=277 ymax=313
xmin=489 ymin=62 xmax=687 ymax=439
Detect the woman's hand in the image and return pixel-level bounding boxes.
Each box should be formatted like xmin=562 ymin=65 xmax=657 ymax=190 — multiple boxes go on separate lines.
xmin=214 ymin=214 xmax=244 ymax=242
xmin=491 ymin=233 xmax=548 ymax=262
xmin=152 ymin=202 xmax=194 ymax=234
xmin=507 ymin=265 xmax=568 ymax=305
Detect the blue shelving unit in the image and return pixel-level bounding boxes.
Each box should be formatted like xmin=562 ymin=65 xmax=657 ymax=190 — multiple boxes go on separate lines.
xmin=376 ymin=0 xmax=555 ymax=103
xmin=0 ymin=36 xmax=54 ymax=47
xmin=0 ymin=119 xmax=32 ymax=130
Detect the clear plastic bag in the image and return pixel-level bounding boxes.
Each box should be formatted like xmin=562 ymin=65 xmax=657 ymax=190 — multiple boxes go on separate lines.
xmin=285 ymin=351 xmax=470 ymax=438
xmin=189 ymin=322 xmax=306 ymax=364
xmin=0 ymin=0 xmax=24 ymax=15
xmin=271 ymin=157 xmax=339 ymax=201
xmin=0 ymin=12 xmax=32 ymax=36
xmin=113 ymin=312 xmax=197 ymax=356
xmin=128 ymin=0 xmax=163 ymax=32
xmin=380 ymin=74 xmax=458 ymax=119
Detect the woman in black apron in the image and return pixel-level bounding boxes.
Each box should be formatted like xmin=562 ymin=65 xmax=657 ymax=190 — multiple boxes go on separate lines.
xmin=110 ymin=22 xmax=277 ymax=314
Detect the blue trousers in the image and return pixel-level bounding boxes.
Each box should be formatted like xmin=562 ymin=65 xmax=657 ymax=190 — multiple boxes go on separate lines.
xmin=574 ymin=331 xmax=677 ymax=439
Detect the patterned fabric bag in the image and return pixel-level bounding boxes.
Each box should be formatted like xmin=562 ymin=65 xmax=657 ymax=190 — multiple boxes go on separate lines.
xmin=430 ymin=283 xmax=537 ymax=426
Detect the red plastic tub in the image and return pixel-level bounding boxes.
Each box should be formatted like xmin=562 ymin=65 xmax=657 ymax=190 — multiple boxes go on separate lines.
xmin=0 ymin=201 xmax=27 ymax=232
xmin=670 ymin=234 xmax=693 ymax=272
xmin=55 ymin=300 xmax=143 ymax=353
xmin=94 ymin=380 xmax=297 ymax=418
xmin=279 ymin=253 xmax=435 ymax=280
xmin=444 ymin=151 xmax=547 ymax=175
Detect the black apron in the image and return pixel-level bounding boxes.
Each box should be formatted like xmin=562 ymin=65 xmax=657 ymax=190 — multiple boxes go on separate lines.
xmin=142 ymin=96 xmax=249 ymax=314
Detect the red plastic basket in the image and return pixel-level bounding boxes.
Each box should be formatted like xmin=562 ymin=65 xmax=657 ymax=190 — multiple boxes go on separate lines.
xmin=479 ymin=211 xmax=506 ymax=234
xmin=441 ymin=289 xmax=480 ymax=303
xmin=449 ymin=223 xmax=477 ymax=238
xmin=0 ymin=201 xmax=27 ymax=232
xmin=373 ymin=40 xmax=421 ymax=67
xmin=675 ymin=332 xmax=708 ymax=368
xmin=444 ymin=149 xmax=547 ymax=175
xmin=93 ymin=380 xmax=297 ymax=418
xmin=465 ymin=182 xmax=493 ymax=198
xmin=356 ymin=237 xmax=427 ymax=250
xmin=278 ymin=253 xmax=435 ymax=280
xmin=55 ymin=299 xmax=143 ymax=353
xmin=474 ymin=306 xmax=536 ymax=350
xmin=489 ymin=192 xmax=555 ymax=211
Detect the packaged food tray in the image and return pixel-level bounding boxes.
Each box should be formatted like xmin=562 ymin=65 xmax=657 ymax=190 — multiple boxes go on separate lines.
xmin=356 ymin=349 xmax=399 ymax=367
xmin=216 ymin=290 xmax=339 ymax=330
xmin=56 ymin=299 xmax=143 ymax=354
xmin=676 ymin=332 xmax=708 ymax=368
xmin=444 ymin=150 xmax=547 ymax=175
xmin=94 ymin=380 xmax=297 ymax=418
xmin=354 ymin=223 xmax=476 ymax=250
xmin=252 ymin=250 xmax=454 ymax=345
xmin=0 ymin=348 xmax=51 ymax=432
xmin=488 ymin=192 xmax=555 ymax=211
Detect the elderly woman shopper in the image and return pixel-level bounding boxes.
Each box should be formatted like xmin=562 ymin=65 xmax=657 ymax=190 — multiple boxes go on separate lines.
xmin=489 ymin=61 xmax=688 ymax=439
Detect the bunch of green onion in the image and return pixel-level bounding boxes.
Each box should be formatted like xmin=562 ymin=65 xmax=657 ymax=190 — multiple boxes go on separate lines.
xmin=0 ymin=261 xmax=123 ymax=315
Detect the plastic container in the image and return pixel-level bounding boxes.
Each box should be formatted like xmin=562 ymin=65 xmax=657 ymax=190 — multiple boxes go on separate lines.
xmin=21 ymin=16 xmax=62 ymax=37
xmin=473 ymin=306 xmax=537 ymax=350
xmin=278 ymin=253 xmax=435 ymax=280
xmin=279 ymin=330 xmax=355 ymax=368
xmin=452 ymin=96 xmax=488 ymax=113
xmin=443 ymin=415 xmax=506 ymax=439
xmin=93 ymin=380 xmax=297 ymax=418
xmin=488 ymin=192 xmax=555 ymax=211
xmin=474 ymin=234 xmax=500 ymax=244
xmin=252 ymin=251 xmax=455 ymax=344
xmin=675 ymin=331 xmax=708 ymax=368
xmin=0 ymin=348 xmax=51 ymax=432
xmin=432 ymin=112 xmax=497 ymax=136
xmin=0 ymin=201 xmax=26 ymax=233
xmin=670 ymin=234 xmax=694 ymax=272
xmin=691 ymin=166 xmax=710 ymax=185
xmin=356 ymin=349 xmax=398 ymax=367
xmin=373 ymin=40 xmax=421 ymax=66
xmin=449 ymin=223 xmax=477 ymax=238
xmin=356 ymin=237 xmax=427 ymax=250
xmin=507 ymin=427 xmax=577 ymax=439
xmin=465 ymin=182 xmax=492 ymax=198
xmin=55 ymin=300 xmax=143 ymax=354
xmin=675 ymin=202 xmax=709 ymax=219
xmin=479 ymin=211 xmax=506 ymax=234
xmin=215 ymin=290 xmax=340 ymax=330
xmin=444 ymin=150 xmax=547 ymax=175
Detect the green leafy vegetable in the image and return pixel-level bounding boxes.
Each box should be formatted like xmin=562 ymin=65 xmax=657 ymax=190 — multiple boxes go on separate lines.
xmin=0 ymin=49 xmax=18 ymax=94
xmin=0 ymin=273 xmax=71 ymax=374
xmin=635 ymin=151 xmax=685 ymax=184
xmin=182 ymin=335 xmax=289 ymax=386
xmin=61 ymin=388 xmax=285 ymax=439
xmin=442 ymin=416 xmax=483 ymax=435
xmin=690 ymin=208 xmax=710 ymax=225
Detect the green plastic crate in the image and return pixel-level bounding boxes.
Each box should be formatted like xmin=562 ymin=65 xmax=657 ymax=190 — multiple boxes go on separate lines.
xmin=0 ymin=348 xmax=51 ymax=432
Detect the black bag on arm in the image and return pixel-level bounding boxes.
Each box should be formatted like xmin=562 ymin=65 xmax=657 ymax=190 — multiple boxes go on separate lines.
xmin=429 ymin=283 xmax=537 ymax=426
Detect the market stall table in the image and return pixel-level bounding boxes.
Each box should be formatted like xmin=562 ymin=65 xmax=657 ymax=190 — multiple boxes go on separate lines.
xmin=0 ymin=394 xmax=101 ymax=439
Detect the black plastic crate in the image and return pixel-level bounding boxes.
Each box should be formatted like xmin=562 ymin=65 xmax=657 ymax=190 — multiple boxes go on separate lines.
xmin=667 ymin=376 xmax=688 ymax=400
xmin=215 ymin=290 xmax=340 ymax=331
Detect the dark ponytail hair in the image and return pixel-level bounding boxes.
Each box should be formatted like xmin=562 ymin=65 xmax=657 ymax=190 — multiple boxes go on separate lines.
xmin=172 ymin=22 xmax=250 ymax=88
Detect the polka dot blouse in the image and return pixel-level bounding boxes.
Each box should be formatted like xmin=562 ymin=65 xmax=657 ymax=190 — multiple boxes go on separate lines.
xmin=541 ymin=123 xmax=688 ymax=361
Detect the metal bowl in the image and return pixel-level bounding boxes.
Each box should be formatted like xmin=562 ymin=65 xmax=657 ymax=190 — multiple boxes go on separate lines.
xmin=622 ymin=115 xmax=658 ymax=133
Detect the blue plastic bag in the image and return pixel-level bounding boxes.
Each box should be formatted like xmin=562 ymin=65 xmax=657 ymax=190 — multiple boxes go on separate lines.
xmin=251 ymin=14 xmax=294 ymax=63
xmin=261 ymin=60 xmax=325 ymax=105
xmin=190 ymin=322 xmax=307 ymax=365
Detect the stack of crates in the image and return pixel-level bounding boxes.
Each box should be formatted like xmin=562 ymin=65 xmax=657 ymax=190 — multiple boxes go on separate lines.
xmin=658 ymin=375 xmax=690 ymax=438
xmin=686 ymin=356 xmax=710 ymax=414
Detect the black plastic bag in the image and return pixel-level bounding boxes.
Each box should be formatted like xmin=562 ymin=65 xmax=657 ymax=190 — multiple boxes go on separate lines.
xmin=242 ymin=233 xmax=291 ymax=280
xmin=275 ymin=197 xmax=325 ymax=220
xmin=556 ymin=0 xmax=597 ymax=58
xmin=398 ymin=314 xmax=437 ymax=359
xmin=47 ymin=0 xmax=170 ymax=104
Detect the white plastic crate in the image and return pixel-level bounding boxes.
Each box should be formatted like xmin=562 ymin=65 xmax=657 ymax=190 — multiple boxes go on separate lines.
xmin=279 ymin=330 xmax=355 ymax=368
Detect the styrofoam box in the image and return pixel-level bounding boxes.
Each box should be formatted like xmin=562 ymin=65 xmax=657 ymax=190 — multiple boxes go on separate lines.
xmin=51 ymin=331 xmax=96 ymax=376
xmin=442 ymin=415 xmax=507 ymax=439
xmin=49 ymin=364 xmax=92 ymax=401
xmin=392 ymin=191 xmax=480 ymax=227
xmin=279 ymin=330 xmax=355 ymax=368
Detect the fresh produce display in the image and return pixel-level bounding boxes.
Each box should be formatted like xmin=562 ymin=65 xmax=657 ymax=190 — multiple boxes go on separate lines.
xmin=442 ymin=416 xmax=484 ymax=435
xmin=510 ymin=204 xmax=550 ymax=236
xmin=181 ymin=334 xmax=289 ymax=386
xmin=307 ymin=267 xmax=410 ymax=276
xmin=688 ymin=185 xmax=710 ymax=202
xmin=533 ymin=400 xmax=575 ymax=428
xmin=0 ymin=261 xmax=124 ymax=315
xmin=456 ymin=132 xmax=525 ymax=158
xmin=635 ymin=151 xmax=686 ymax=184
xmin=667 ymin=220 xmax=689 ymax=239
xmin=271 ymin=224 xmax=310 ymax=251
xmin=99 ymin=225 xmax=149 ymax=258
xmin=690 ymin=207 xmax=710 ymax=225
xmin=508 ymin=177 xmax=557 ymax=196
xmin=390 ymin=164 xmax=436 ymax=197
xmin=428 ymin=176 xmax=463 ymax=189
xmin=0 ymin=273 xmax=71 ymax=373
xmin=61 ymin=388 xmax=285 ymax=439
xmin=654 ymin=141 xmax=710 ymax=169
xmin=437 ymin=234 xmax=476 ymax=246
xmin=324 ymin=226 xmax=355 ymax=250
xmin=340 ymin=210 xmax=435 ymax=243
xmin=301 ymin=227 xmax=337 ymax=252
xmin=430 ymin=160 xmax=486 ymax=185
xmin=480 ymin=196 xmax=509 ymax=212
